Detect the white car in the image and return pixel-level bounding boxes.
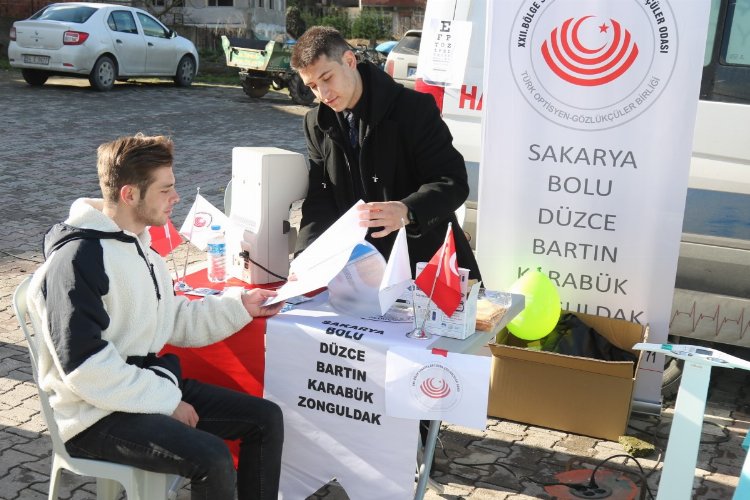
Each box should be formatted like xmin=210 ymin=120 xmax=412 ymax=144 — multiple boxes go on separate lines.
xmin=384 ymin=30 xmax=421 ymax=89
xmin=8 ymin=2 xmax=199 ymax=91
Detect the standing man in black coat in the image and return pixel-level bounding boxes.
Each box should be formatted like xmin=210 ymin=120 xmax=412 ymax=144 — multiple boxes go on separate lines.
xmin=290 ymin=26 xmax=481 ymax=280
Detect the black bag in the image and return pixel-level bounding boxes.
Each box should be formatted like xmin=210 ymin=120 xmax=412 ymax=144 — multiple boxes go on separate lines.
xmin=540 ymin=313 xmax=638 ymax=365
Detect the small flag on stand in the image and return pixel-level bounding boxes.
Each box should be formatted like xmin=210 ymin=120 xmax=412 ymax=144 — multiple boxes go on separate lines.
xmin=148 ymin=219 xmax=183 ymax=257
xmin=178 ymin=193 xmax=229 ymax=251
xmin=414 ymin=224 xmax=463 ymax=317
xmin=378 ymin=225 xmax=412 ymax=314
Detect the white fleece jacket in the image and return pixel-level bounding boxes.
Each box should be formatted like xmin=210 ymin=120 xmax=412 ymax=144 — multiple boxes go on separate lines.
xmin=27 ymin=198 xmax=252 ymax=442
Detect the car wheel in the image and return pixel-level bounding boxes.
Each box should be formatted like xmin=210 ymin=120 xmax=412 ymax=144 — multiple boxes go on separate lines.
xmin=288 ymin=72 xmax=315 ymax=106
xmin=271 ymin=78 xmax=284 ymax=91
xmin=241 ymin=79 xmax=270 ymax=98
xmin=89 ymin=55 xmax=116 ymax=91
xmin=174 ymin=55 xmax=196 ymax=87
xmin=21 ymin=69 xmax=49 ymax=86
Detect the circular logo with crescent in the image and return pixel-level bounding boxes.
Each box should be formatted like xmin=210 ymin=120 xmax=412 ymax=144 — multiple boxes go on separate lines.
xmin=193 ymin=212 xmax=212 ymax=228
xmin=410 ymin=363 xmax=462 ymax=411
xmin=509 ymin=0 xmax=678 ymax=130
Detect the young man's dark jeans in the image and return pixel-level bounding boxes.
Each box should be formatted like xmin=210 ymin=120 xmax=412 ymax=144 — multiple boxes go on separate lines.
xmin=65 ymin=379 xmax=284 ymax=500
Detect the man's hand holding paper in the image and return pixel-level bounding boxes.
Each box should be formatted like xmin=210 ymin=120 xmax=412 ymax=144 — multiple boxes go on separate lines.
xmin=265 ymin=200 xmax=413 ymax=317
xmin=264 ymin=201 xmax=367 ymax=305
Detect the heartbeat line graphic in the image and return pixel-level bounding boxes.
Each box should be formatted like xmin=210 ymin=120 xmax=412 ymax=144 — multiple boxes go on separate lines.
xmin=670 ymin=302 xmax=750 ymax=340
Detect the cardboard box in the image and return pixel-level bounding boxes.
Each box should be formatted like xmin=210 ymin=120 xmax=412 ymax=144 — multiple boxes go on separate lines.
xmin=487 ymin=312 xmax=647 ymax=441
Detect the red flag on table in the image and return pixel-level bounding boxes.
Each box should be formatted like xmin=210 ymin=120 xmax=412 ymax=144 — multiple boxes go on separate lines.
xmin=148 ymin=219 xmax=183 ymax=256
xmin=414 ymin=224 xmax=463 ymax=317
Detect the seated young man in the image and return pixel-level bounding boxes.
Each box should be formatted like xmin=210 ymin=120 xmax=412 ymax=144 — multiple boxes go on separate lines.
xmin=26 ymin=133 xmax=284 ymax=500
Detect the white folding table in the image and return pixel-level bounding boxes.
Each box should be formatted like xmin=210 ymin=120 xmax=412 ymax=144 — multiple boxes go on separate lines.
xmin=264 ymin=291 xmax=524 ymax=500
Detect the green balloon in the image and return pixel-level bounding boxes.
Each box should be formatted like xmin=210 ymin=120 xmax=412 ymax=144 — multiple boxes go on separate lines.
xmin=507 ymin=268 xmax=561 ymax=341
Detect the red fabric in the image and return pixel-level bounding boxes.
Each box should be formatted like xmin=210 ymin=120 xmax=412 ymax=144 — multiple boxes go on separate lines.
xmin=148 ymin=219 xmax=183 ymax=257
xmin=414 ymin=225 xmax=463 ymax=317
xmin=161 ymin=269 xmax=272 ymax=467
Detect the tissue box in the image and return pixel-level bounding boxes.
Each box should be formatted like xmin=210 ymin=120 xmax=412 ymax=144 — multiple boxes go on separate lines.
xmin=412 ymin=263 xmax=479 ymax=339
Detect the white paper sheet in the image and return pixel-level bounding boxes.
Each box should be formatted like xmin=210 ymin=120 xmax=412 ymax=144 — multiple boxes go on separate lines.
xmin=416 ymin=18 xmax=473 ymax=87
xmin=266 ymin=201 xmax=367 ymax=305
xmin=385 ymin=345 xmax=491 ymax=429
xmin=326 ymin=227 xmax=411 ymax=317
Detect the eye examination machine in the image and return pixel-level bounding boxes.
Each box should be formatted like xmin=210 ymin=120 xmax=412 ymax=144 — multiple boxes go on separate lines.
xmin=226 ymin=147 xmax=308 ymax=284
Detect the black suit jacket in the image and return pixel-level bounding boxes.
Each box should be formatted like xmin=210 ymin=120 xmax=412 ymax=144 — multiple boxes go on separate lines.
xmin=295 ymin=61 xmax=481 ymax=280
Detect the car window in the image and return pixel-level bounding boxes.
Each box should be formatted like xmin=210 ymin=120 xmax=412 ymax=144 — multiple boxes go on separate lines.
xmin=30 ymin=5 xmax=96 ymax=23
xmin=108 ymin=11 xmax=139 ymax=35
xmin=137 ymin=12 xmax=169 ymax=38
xmin=393 ymin=33 xmax=421 ymax=55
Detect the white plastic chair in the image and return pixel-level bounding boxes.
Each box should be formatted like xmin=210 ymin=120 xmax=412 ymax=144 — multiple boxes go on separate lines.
xmin=13 ymin=277 xmax=184 ymax=500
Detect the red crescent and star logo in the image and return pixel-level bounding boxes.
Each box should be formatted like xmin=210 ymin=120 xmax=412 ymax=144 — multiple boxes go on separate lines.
xmin=541 ymin=16 xmax=639 ymax=86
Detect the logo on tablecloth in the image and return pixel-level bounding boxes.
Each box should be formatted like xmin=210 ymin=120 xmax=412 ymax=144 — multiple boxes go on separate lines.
xmin=410 ymin=363 xmax=462 ymax=411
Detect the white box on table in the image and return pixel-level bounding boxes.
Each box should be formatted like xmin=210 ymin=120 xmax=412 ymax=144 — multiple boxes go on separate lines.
xmin=412 ymin=262 xmax=480 ymax=340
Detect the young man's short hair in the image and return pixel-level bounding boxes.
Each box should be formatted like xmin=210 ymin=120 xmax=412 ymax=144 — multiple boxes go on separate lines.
xmin=291 ymin=26 xmax=351 ymax=70
xmin=97 ymin=134 xmax=174 ymax=203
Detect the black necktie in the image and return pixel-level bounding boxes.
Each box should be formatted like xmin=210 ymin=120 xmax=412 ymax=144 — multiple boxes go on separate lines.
xmin=345 ymin=111 xmax=358 ymax=149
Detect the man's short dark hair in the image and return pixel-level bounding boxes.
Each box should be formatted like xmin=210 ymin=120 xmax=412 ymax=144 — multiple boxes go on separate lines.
xmin=97 ymin=133 xmax=174 ymax=203
xmin=291 ymin=26 xmax=351 ymax=70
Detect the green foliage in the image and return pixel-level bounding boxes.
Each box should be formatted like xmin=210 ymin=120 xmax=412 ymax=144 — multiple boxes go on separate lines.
xmin=286 ymin=6 xmax=307 ymax=40
xmin=301 ymin=9 xmax=351 ymax=38
xmin=351 ymin=9 xmax=391 ymax=42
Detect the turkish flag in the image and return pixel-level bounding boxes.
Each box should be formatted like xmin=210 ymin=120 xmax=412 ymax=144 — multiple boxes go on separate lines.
xmin=148 ymin=219 xmax=183 ymax=256
xmin=414 ymin=224 xmax=463 ymax=317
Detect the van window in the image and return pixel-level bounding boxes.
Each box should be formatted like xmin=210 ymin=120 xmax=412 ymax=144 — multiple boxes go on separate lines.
xmin=393 ymin=32 xmax=421 ymax=55
xmin=701 ymin=0 xmax=750 ymax=103
xmin=31 ymin=5 xmax=96 ymax=23
xmin=705 ymin=0 xmax=722 ymax=66
xmin=725 ymin=0 xmax=750 ymax=66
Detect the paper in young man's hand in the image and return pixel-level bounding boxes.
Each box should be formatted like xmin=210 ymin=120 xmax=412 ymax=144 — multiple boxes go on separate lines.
xmin=318 ymin=225 xmax=412 ymax=317
xmin=264 ymin=201 xmax=368 ymax=305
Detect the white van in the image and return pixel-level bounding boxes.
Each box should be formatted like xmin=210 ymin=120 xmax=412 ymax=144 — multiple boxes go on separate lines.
xmin=415 ymin=0 xmax=750 ymax=348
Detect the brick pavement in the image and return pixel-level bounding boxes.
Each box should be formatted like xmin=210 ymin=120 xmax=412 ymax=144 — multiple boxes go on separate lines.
xmin=1 ymin=69 xmax=748 ymax=499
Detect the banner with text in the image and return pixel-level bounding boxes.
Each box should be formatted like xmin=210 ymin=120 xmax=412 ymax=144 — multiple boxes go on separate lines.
xmin=264 ymin=304 xmax=419 ymax=500
xmin=476 ymin=0 xmax=710 ymax=405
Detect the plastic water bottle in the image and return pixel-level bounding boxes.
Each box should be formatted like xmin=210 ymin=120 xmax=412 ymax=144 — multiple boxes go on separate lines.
xmin=206 ymin=224 xmax=226 ymax=283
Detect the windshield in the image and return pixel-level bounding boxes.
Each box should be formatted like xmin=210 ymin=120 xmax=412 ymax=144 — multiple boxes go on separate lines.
xmin=30 ymin=5 xmax=96 ymax=23
xmin=393 ymin=33 xmax=421 ymax=55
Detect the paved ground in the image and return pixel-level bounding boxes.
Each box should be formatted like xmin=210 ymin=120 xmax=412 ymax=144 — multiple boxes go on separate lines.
xmin=0 ymin=69 xmax=748 ymax=500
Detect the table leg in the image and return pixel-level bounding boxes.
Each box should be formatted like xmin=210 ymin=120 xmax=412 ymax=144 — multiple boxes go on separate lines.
xmin=414 ymin=419 xmax=440 ymax=500
xmin=657 ymin=360 xmax=712 ymax=500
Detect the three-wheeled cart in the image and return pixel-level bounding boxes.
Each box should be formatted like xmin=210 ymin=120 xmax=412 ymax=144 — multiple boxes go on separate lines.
xmin=221 ymin=35 xmax=315 ymax=106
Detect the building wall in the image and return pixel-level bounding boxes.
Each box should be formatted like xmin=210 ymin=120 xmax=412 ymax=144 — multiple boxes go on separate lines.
xmin=361 ymin=0 xmax=425 ymax=7
xmin=181 ymin=0 xmax=287 ymax=40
